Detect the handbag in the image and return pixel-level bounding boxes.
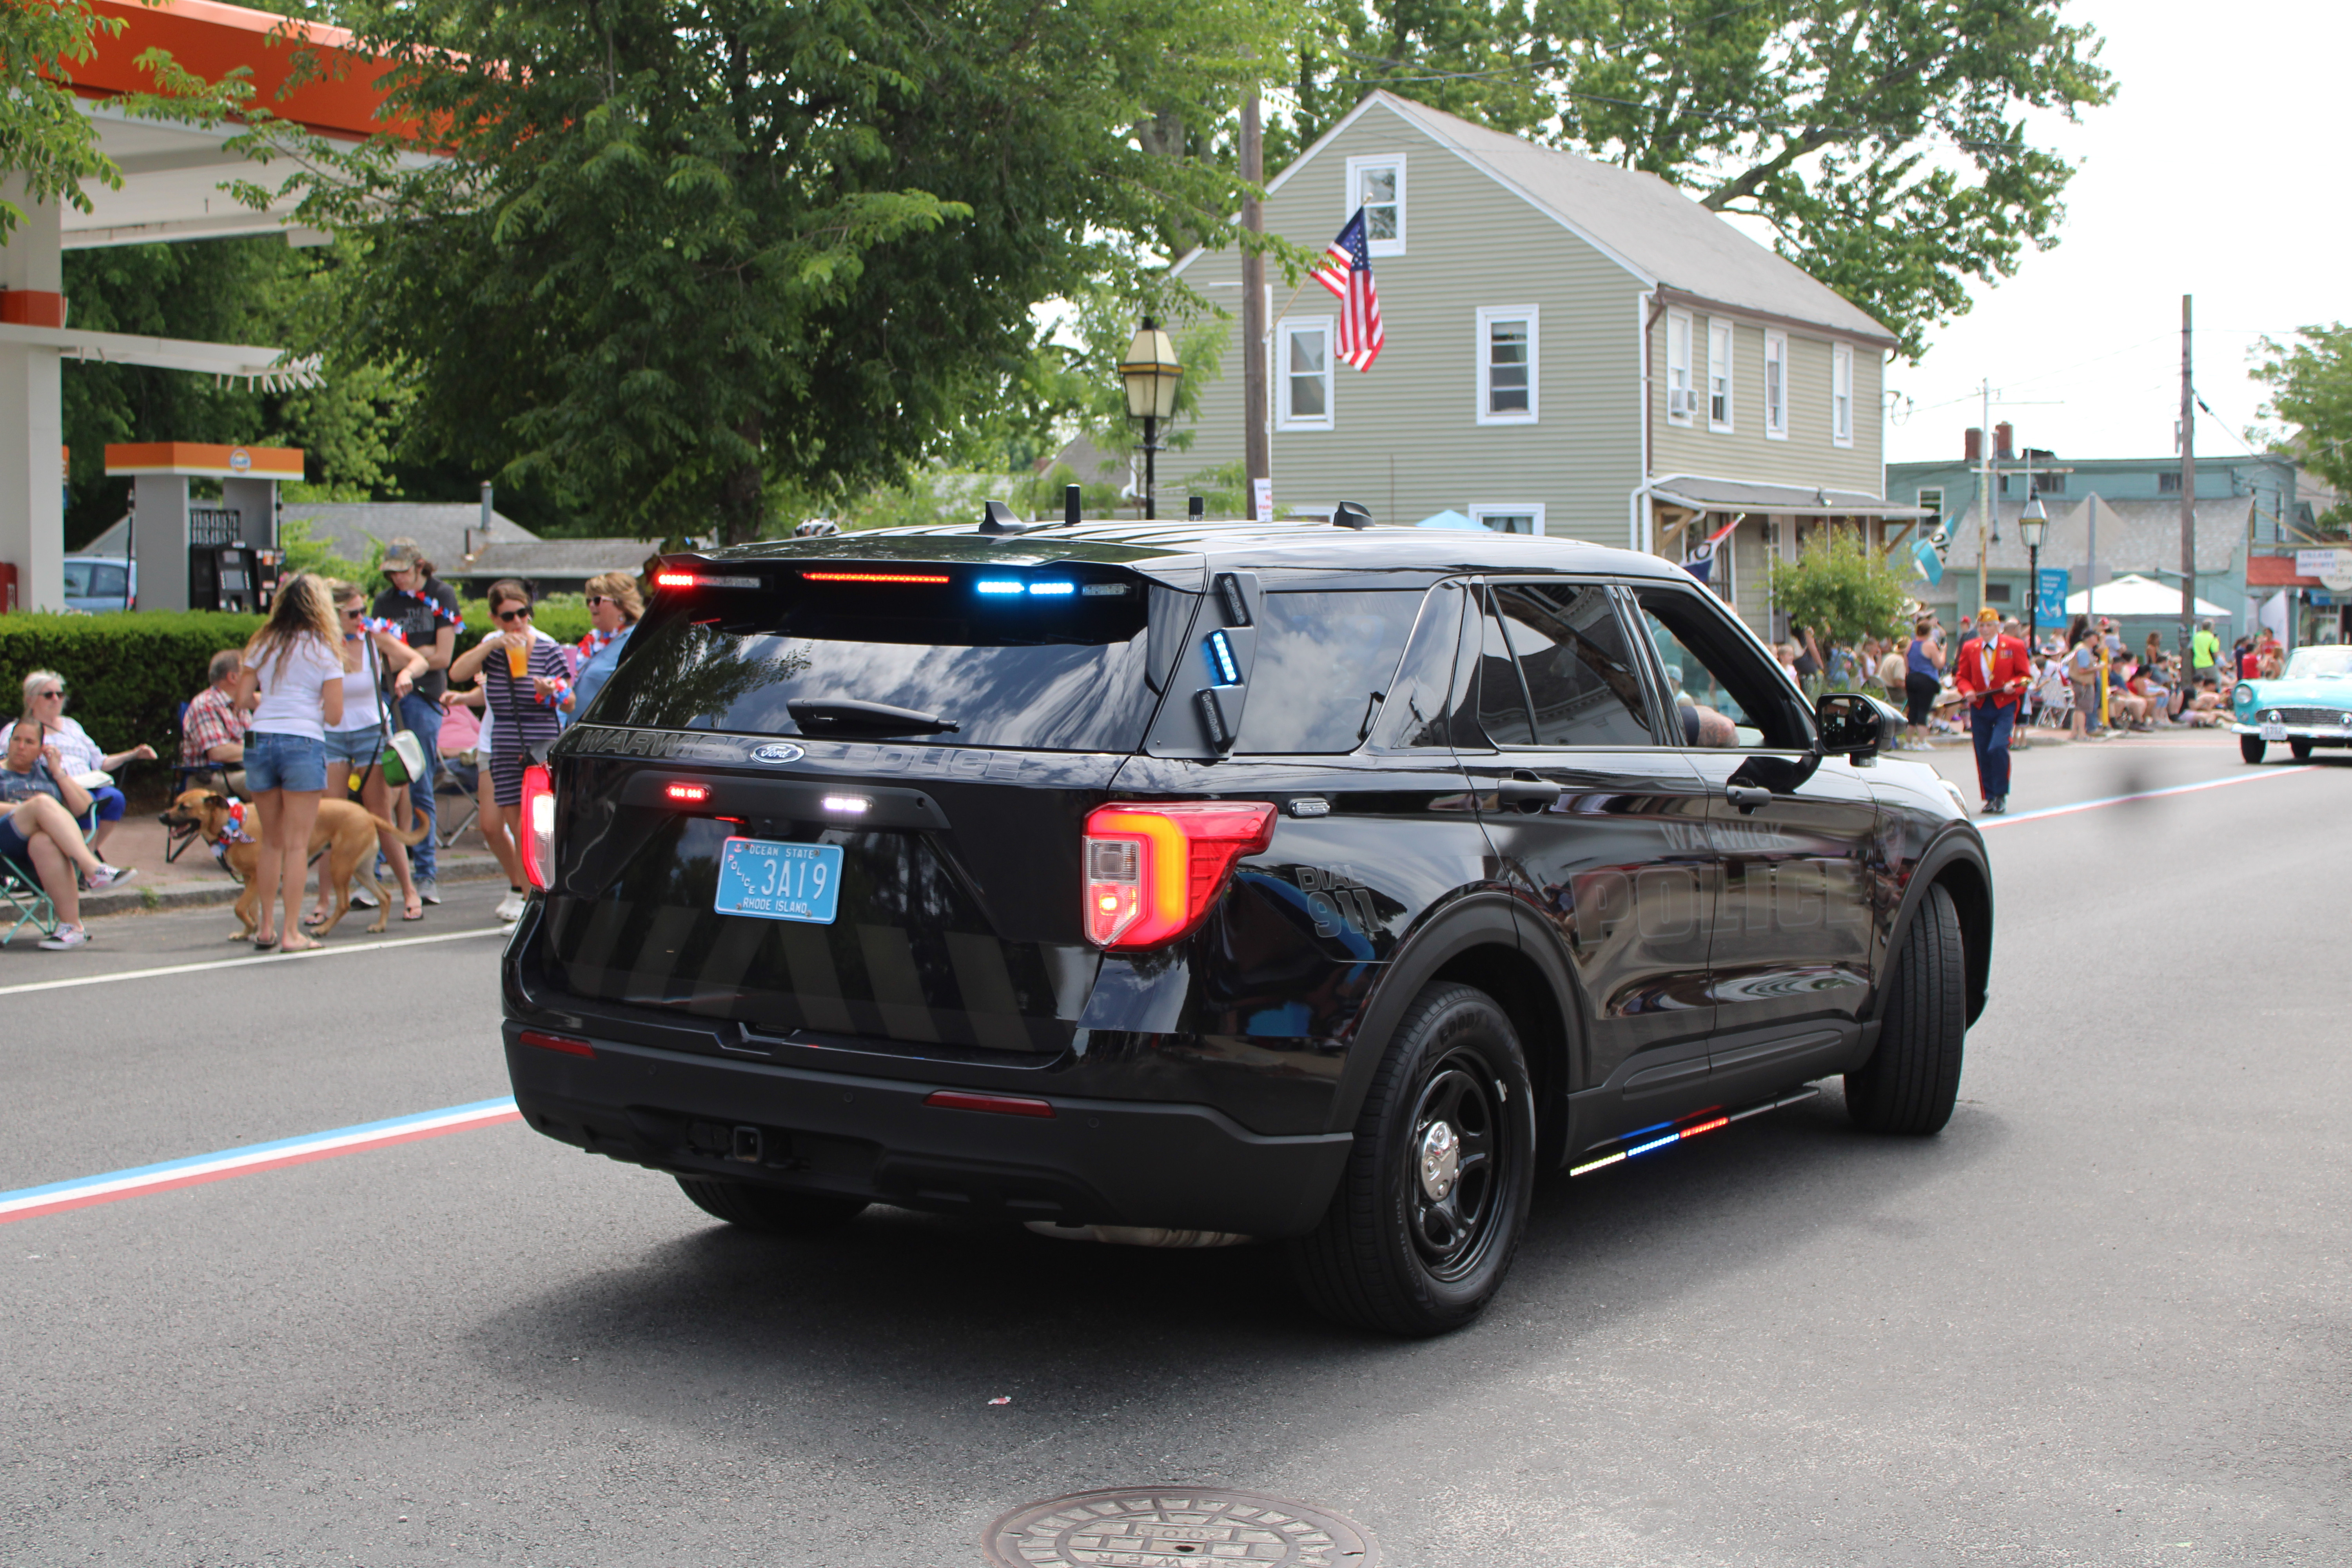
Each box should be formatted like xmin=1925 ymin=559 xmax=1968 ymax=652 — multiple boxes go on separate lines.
xmin=354 ymin=637 xmax=428 ymax=788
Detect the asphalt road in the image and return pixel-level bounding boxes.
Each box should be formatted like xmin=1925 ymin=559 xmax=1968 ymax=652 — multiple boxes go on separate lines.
xmin=5 ymin=733 xmax=2347 ymax=1567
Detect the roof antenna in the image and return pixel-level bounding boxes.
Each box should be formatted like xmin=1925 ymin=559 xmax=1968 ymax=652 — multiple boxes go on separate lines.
xmin=1188 ymin=494 xmax=1205 ymax=518
xmin=1064 ymin=485 xmax=1082 ymax=527
xmin=980 ymin=499 xmax=1022 ymax=535
xmin=1331 ymin=501 xmax=1374 ymax=529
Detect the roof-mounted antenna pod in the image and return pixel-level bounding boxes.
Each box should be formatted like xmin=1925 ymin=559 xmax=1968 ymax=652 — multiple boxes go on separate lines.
xmin=1332 ymin=501 xmax=1374 ymax=529
xmin=1064 ymin=485 xmax=1082 ymax=527
xmin=1188 ymin=494 xmax=1205 ymax=518
xmin=979 ymin=499 xmax=1026 ymax=535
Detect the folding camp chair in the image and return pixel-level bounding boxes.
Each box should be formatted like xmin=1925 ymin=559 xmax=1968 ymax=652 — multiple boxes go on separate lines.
xmin=167 ymin=702 xmax=235 ymax=864
xmin=2 ymin=851 xmax=58 ymax=946
xmin=436 ymin=751 xmax=480 ymax=850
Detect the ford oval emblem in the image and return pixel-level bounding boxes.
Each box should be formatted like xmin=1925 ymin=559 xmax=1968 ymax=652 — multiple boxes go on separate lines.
xmin=751 ymin=742 xmax=805 ymax=764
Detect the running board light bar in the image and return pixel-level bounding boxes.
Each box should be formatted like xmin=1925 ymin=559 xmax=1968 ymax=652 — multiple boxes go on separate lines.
xmin=1568 ymin=1086 xmax=1820 ymax=1177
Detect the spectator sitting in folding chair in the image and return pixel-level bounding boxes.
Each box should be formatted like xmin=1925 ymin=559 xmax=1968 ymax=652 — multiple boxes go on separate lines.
xmin=180 ymin=648 xmax=254 ymax=795
xmin=1 ymin=719 xmax=136 ymax=949
xmin=21 ymin=670 xmax=154 ymax=859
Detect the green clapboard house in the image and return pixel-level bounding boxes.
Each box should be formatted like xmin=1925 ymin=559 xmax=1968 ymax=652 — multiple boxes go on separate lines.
xmin=1172 ymin=91 xmax=1925 ymax=639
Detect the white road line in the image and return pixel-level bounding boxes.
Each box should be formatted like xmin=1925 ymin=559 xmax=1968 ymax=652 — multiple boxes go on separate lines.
xmin=0 ymin=925 xmax=507 ymax=998
xmin=1978 ymin=764 xmax=2317 ymax=828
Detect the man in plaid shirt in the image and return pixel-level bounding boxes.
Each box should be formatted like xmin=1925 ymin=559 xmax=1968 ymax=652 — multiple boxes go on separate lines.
xmin=180 ymin=649 xmax=253 ymax=792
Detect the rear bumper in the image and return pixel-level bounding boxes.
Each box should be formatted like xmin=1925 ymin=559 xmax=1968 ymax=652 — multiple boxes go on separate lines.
xmin=505 ymin=1025 xmax=1354 ymax=1238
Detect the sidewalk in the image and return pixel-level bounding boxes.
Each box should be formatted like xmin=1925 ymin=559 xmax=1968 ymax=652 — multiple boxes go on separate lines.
xmin=78 ymin=813 xmax=511 ymax=921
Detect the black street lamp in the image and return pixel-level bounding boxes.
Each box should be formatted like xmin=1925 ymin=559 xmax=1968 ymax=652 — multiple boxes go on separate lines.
xmin=2020 ymin=494 xmax=2048 ymax=649
xmin=1118 ymin=316 xmax=1182 ymax=520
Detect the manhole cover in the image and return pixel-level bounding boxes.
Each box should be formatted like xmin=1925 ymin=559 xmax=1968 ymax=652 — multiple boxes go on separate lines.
xmin=982 ymin=1487 xmax=1375 ymax=1568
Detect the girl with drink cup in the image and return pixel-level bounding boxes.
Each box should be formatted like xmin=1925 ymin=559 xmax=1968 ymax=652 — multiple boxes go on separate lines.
xmin=449 ymin=579 xmax=568 ymax=921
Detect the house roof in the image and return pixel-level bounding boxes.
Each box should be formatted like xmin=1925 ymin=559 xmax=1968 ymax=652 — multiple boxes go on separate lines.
xmin=1650 ymin=475 xmax=1929 ymax=518
xmin=1240 ymin=92 xmax=1895 ymax=347
xmin=2246 ymin=554 xmax=2322 ymax=589
xmin=454 ymin=539 xmax=658 ymax=583
xmin=83 ymin=501 xmax=539 ymax=569
xmin=1931 ymin=493 xmax=2250 ymax=576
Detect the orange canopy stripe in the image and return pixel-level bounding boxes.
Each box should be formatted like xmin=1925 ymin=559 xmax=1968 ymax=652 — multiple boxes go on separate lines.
xmin=104 ymin=442 xmax=305 ymax=479
xmin=63 ymin=0 xmax=413 ymax=143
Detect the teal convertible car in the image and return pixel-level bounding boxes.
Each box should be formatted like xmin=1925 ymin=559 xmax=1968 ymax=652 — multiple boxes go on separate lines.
xmin=2233 ymin=645 xmax=2352 ymax=762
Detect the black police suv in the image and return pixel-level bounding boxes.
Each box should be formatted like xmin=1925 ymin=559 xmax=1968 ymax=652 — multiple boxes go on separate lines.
xmin=500 ymin=512 xmax=1992 ymax=1336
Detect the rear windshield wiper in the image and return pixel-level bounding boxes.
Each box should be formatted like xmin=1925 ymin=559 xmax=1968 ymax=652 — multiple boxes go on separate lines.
xmin=787 ymin=698 xmax=961 ymax=736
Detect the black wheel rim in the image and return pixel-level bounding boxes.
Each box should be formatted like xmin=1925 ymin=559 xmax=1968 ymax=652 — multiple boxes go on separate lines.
xmin=1404 ymin=1050 xmax=1507 ymax=1281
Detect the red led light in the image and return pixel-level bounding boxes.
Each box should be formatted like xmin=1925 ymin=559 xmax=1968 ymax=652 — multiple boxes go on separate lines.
xmin=663 ymin=782 xmax=711 ymax=804
xmin=518 ymin=1029 xmax=594 ymax=1058
xmin=1680 ymin=1116 xmax=1728 ymax=1138
xmin=801 ymin=570 xmax=951 ymax=584
xmin=924 ymin=1090 xmax=1055 ymax=1118
xmin=654 ymin=571 xmax=696 ymax=587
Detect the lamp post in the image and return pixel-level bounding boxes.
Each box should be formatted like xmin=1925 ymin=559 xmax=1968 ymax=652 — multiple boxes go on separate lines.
xmin=1119 ymin=317 xmax=1182 ymax=520
xmin=2020 ymin=494 xmax=2048 ymax=651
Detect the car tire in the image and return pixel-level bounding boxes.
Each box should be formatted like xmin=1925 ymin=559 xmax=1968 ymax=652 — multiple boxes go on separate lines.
xmin=1846 ymin=882 xmax=1966 ymax=1136
xmin=2290 ymin=739 xmax=2314 ymax=761
xmin=2240 ymin=734 xmax=2267 ymax=764
xmin=1288 ymin=983 xmax=1536 ymax=1337
xmin=676 ymin=1176 xmax=868 ymax=1233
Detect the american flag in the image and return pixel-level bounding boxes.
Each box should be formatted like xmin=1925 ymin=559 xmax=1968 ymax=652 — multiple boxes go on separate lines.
xmin=1310 ymin=207 xmax=1385 ymax=370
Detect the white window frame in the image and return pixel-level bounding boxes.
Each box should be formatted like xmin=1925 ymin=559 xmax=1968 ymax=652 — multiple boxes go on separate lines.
xmin=1468 ymin=503 xmax=1546 ymax=538
xmin=1276 ymin=315 xmax=1335 ymax=432
xmin=1665 ymin=309 xmax=1695 ymax=426
xmin=1706 ymin=318 xmax=1735 ymax=432
xmin=1831 ymin=342 xmax=1855 ymax=448
xmin=1344 ymin=154 xmax=1406 ymax=257
xmin=1763 ymin=330 xmax=1788 ymax=440
xmin=1475 ymin=305 xmax=1539 ymax=426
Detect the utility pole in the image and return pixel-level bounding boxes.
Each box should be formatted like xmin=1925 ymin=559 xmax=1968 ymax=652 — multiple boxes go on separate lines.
xmin=2179 ymin=294 xmax=2198 ymax=689
xmin=1240 ymin=87 xmax=1269 ymax=519
xmin=1976 ymin=379 xmax=1993 ymax=619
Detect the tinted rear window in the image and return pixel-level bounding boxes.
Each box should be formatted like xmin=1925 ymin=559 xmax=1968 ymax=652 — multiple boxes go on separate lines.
xmin=1238 ymin=590 xmax=1424 ymax=753
xmin=588 ymin=568 xmax=1165 ymax=751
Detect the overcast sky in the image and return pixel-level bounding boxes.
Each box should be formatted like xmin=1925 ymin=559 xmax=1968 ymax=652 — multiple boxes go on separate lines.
xmin=1882 ymin=0 xmax=2348 ymax=469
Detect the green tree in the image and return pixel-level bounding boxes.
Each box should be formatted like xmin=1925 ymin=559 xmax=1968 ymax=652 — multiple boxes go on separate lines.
xmin=1276 ymin=0 xmax=2114 ymax=358
xmin=1767 ymin=528 xmax=1911 ymax=655
xmin=277 ymin=0 xmax=1287 ymax=545
xmin=2254 ymin=325 xmax=2352 ymax=538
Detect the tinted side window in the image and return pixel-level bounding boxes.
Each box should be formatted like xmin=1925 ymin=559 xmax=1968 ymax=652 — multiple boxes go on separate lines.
xmin=1238 ymin=590 xmax=1423 ymax=754
xmin=1490 ymin=583 xmax=1654 ymax=746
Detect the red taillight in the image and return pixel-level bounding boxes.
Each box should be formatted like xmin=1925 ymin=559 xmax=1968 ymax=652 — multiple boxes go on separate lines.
xmin=518 ymin=1029 xmax=593 ymax=1058
xmin=923 ymin=1090 xmax=1054 ymax=1118
xmin=519 ymin=763 xmax=555 ymax=889
xmin=1082 ymin=801 xmax=1275 ymax=951
xmin=654 ymin=571 xmax=696 ymax=588
xmin=663 ymin=781 xmax=711 ymax=804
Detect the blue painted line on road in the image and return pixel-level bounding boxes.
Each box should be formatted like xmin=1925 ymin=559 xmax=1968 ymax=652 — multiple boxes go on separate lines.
xmin=0 ymin=1097 xmax=522 ymax=1225
xmin=1976 ymin=764 xmax=2316 ymax=828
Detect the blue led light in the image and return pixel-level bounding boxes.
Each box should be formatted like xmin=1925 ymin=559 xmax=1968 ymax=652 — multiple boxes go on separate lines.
xmin=1027 ymin=581 xmax=1074 ymax=596
xmin=976 ymin=580 xmax=1024 ymax=595
xmin=1627 ymin=1132 xmax=1682 ymax=1157
xmin=1207 ymin=629 xmax=1241 ymax=685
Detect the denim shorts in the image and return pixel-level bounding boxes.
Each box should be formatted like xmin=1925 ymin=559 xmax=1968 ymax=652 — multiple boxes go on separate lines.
xmin=323 ymin=727 xmax=381 ymax=768
xmin=245 ymin=730 xmax=328 ymax=794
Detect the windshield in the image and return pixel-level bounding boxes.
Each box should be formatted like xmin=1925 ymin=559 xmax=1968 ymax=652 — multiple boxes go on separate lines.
xmin=586 ymin=568 xmax=1165 ymax=751
xmin=2283 ymin=646 xmax=2352 ymax=680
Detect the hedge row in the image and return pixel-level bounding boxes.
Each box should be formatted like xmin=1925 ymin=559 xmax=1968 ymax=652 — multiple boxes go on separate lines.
xmin=0 ymin=595 xmax=598 ymax=775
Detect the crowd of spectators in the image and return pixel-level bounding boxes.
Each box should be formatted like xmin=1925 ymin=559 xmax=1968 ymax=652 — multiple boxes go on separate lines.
xmin=3 ymin=541 xmax=652 ymax=955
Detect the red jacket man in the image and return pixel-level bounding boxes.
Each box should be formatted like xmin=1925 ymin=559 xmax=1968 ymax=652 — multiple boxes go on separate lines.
xmin=1953 ymin=610 xmax=2031 ymax=814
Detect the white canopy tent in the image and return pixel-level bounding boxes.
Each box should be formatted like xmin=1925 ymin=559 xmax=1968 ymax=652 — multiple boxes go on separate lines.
xmin=2065 ymin=573 xmax=2229 ymax=619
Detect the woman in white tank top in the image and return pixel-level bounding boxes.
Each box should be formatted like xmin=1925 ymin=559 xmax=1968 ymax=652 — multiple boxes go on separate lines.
xmin=315 ymin=581 xmax=429 ymax=925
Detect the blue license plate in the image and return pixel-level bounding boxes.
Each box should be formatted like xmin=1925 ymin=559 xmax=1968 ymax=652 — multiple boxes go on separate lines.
xmin=713 ymin=837 xmax=844 ymax=924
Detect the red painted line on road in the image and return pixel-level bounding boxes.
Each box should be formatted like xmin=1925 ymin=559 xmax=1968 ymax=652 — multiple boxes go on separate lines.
xmin=0 ymin=1100 xmax=521 ymax=1226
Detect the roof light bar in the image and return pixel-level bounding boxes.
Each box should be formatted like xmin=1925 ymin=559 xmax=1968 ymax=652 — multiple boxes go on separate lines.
xmin=976 ymin=579 xmax=1024 ymax=595
xmin=802 ymin=570 xmax=951 ymax=585
xmin=1026 ymin=581 xmax=1074 ymax=596
xmin=654 ymin=571 xmax=761 ymax=589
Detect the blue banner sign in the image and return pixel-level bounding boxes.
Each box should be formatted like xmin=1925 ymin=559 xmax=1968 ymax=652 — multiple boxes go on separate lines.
xmin=2036 ymin=567 xmax=2069 ymax=625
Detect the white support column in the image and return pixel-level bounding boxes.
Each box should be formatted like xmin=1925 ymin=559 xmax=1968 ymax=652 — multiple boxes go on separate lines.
xmin=0 ymin=177 xmax=64 ymax=611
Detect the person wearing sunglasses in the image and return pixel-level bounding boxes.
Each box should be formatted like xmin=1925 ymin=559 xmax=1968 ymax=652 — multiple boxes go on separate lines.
xmin=560 ymin=572 xmax=644 ymax=719
xmin=449 ymin=578 xmax=568 ymax=921
xmin=371 ymin=540 xmax=460 ymax=902
xmin=19 ymin=670 xmax=157 ymax=859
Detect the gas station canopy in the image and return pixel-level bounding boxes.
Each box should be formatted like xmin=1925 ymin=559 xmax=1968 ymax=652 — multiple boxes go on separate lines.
xmin=0 ymin=0 xmax=412 ymax=611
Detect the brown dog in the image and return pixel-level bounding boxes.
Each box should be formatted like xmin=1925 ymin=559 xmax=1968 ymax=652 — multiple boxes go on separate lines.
xmin=161 ymin=788 xmax=430 ymax=940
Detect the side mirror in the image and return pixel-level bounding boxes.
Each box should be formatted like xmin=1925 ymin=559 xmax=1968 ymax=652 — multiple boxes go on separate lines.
xmin=1816 ymin=691 xmax=1891 ymax=761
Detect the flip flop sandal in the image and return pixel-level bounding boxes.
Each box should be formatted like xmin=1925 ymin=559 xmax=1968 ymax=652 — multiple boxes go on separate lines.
xmin=402 ymin=905 xmax=425 ymax=922
xmin=252 ymin=934 xmax=279 ymax=950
